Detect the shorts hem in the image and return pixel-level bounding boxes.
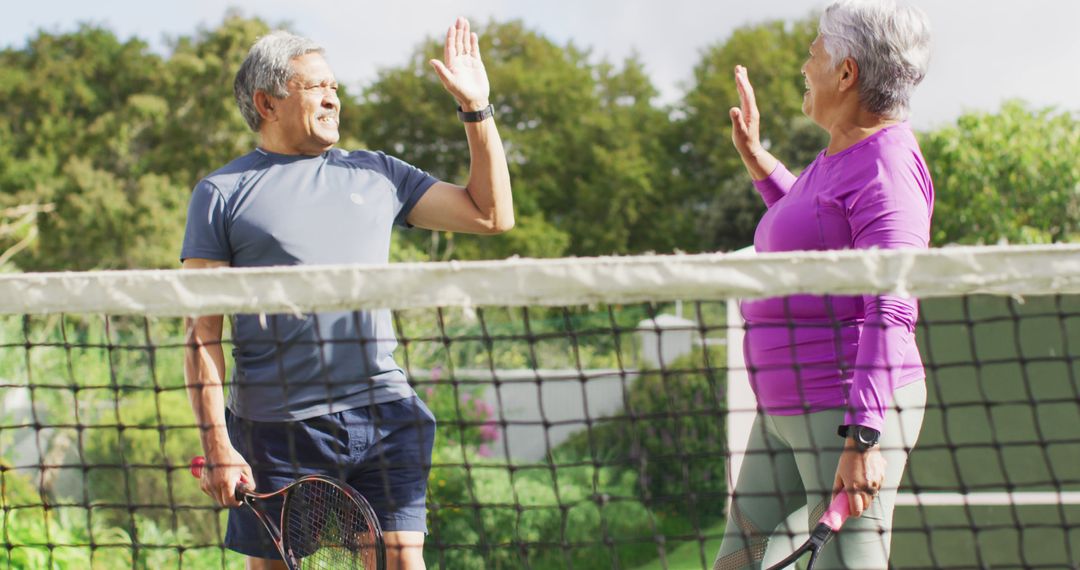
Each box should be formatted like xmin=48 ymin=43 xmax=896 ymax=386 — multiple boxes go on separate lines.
xmin=223 ymin=541 xmax=283 ymax=561
xmin=380 ymin=515 xmax=428 ymax=534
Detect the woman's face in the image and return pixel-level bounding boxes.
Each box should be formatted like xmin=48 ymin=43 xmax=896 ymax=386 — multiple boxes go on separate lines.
xmin=801 ymin=36 xmax=843 ymax=126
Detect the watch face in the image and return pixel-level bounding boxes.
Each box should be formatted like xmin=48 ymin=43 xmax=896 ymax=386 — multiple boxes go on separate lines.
xmin=855 ymin=426 xmax=880 ymax=447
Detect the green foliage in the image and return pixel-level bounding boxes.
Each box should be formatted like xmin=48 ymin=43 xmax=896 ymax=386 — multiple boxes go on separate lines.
xmin=921 ymin=101 xmax=1080 ymax=245
xmin=352 ymin=21 xmax=671 ymax=259
xmin=1 ymin=465 xmax=240 ymax=569
xmin=4 ymin=12 xmax=1068 ymax=269
xmin=425 ymin=444 xmax=671 ymax=569
xmin=670 ymin=17 xmax=827 ymax=252
xmin=554 ymin=345 xmax=729 ymax=522
xmin=3 ymin=314 xmax=222 ymax=545
xmin=395 ymin=304 xmax=652 ymax=372
xmin=0 ymin=16 xmax=273 ymax=271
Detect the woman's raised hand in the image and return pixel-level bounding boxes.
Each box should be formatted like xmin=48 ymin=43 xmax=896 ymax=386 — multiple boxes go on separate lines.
xmin=730 ymin=65 xmax=763 ymax=159
xmin=729 ymin=65 xmax=777 ymax=181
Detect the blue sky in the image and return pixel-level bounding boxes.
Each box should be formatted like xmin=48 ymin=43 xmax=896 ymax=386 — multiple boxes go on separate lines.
xmin=3 ymin=0 xmax=1078 ymax=131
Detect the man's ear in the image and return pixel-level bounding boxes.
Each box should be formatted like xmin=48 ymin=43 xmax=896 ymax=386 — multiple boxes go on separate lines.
xmin=838 ymin=57 xmax=859 ymax=93
xmin=253 ymin=91 xmax=276 ymax=121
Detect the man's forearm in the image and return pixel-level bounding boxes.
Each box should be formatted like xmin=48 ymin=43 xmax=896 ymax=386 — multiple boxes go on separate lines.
xmin=184 ymin=317 xmax=231 ymax=454
xmin=462 ymin=109 xmax=514 ymax=233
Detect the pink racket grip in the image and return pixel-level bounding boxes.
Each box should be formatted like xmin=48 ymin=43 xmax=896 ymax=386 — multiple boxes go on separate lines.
xmin=820 ymin=493 xmax=851 ymax=531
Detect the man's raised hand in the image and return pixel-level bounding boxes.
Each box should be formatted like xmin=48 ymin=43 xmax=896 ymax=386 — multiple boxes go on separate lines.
xmin=430 ymin=17 xmax=491 ymax=111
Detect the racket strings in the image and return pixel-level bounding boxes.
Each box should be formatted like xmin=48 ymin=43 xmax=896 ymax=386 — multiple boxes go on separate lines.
xmin=286 ymin=479 xmax=375 ymax=569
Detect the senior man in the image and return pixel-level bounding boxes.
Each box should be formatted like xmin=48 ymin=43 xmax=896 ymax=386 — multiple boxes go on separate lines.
xmin=182 ymin=18 xmax=512 ymax=570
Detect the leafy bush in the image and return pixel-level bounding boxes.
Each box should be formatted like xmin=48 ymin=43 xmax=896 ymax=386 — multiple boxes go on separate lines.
xmin=1 ymin=463 xmax=240 ymax=569
xmin=424 ymin=444 xmax=671 ymax=569
xmin=922 ymin=101 xmax=1080 ymax=245
xmin=554 ymin=345 xmax=729 ymax=522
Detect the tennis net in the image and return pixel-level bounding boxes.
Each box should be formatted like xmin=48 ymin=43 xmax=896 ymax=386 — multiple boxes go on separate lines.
xmin=1 ymin=244 xmax=1078 ymax=569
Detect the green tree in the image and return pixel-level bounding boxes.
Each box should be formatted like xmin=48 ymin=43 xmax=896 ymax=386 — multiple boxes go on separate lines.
xmin=351 ymin=21 xmax=670 ymax=260
xmin=921 ymin=101 xmax=1080 ymax=245
xmin=0 ymin=15 xmax=316 ymax=271
xmin=670 ymin=17 xmax=827 ymax=252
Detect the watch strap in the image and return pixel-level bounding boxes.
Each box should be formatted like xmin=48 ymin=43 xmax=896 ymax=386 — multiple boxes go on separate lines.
xmin=457 ymin=104 xmax=495 ymax=123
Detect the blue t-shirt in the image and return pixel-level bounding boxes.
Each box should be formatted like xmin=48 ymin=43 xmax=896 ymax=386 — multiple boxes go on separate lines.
xmin=181 ymin=147 xmax=437 ymax=421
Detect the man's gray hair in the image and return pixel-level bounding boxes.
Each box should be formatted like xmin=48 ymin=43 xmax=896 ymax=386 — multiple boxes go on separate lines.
xmin=819 ymin=0 xmax=932 ymax=120
xmin=234 ymin=30 xmax=324 ymax=132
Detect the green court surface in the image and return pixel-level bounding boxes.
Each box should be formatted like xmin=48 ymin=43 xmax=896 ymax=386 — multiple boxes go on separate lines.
xmin=890 ymin=294 xmax=1080 ymax=569
xmin=636 ymin=294 xmax=1080 ymax=569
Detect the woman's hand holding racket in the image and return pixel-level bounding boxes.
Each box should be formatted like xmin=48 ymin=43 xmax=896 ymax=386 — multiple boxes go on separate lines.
xmin=833 ymin=438 xmax=888 ymax=517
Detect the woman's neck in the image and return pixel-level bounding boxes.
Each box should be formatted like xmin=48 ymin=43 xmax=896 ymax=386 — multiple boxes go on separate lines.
xmin=825 ymin=107 xmax=901 ymax=156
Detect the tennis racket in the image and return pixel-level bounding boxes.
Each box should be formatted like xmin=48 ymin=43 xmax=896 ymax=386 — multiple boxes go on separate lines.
xmin=765 ymin=493 xmax=851 ymax=570
xmin=190 ymin=456 xmax=386 ymax=570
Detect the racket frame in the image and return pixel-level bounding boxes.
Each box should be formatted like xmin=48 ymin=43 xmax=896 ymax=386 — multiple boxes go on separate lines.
xmin=191 ymin=457 xmax=386 ymax=569
xmin=764 ymin=493 xmax=850 ymax=570
xmin=280 ymin=474 xmax=387 ymax=570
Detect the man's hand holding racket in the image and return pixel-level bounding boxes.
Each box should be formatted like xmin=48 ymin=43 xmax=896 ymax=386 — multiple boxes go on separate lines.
xmin=196 ymin=444 xmax=254 ymax=508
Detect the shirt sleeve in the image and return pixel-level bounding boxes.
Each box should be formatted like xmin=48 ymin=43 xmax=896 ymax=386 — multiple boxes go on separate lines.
xmin=752 ymin=162 xmax=797 ymax=208
xmin=180 ymin=180 xmax=232 ymax=263
xmin=375 ymin=152 xmax=439 ymax=227
xmin=844 ymin=170 xmax=932 ymax=431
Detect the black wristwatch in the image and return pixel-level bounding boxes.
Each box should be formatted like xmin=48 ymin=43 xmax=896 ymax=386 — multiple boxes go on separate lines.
xmin=838 ymin=424 xmax=880 ymax=451
xmin=457 ymin=104 xmax=495 ymax=123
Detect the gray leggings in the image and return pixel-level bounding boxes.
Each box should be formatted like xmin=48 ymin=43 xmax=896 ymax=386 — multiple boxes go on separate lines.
xmin=713 ymin=381 xmax=926 ymax=570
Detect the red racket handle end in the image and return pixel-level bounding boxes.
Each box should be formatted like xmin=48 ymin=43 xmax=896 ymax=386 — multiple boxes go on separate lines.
xmin=190 ymin=456 xmax=206 ymax=479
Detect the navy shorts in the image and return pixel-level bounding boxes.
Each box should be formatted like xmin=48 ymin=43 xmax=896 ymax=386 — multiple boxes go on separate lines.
xmin=224 ymin=396 xmax=436 ymax=559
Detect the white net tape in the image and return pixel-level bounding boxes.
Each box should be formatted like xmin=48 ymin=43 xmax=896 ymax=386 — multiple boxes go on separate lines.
xmin=4 ymin=244 xmax=1080 ymax=316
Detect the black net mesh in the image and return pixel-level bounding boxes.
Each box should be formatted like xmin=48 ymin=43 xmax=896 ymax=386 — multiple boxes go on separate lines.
xmin=2 ymin=257 xmax=1079 ymax=569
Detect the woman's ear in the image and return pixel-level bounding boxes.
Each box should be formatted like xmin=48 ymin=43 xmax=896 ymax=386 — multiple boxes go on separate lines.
xmin=839 ymin=57 xmax=859 ymax=93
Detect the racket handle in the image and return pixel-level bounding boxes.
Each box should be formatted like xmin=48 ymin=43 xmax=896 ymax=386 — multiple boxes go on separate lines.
xmin=190 ymin=456 xmax=206 ymax=478
xmin=190 ymin=456 xmax=253 ymax=499
xmin=820 ymin=493 xmax=851 ymax=531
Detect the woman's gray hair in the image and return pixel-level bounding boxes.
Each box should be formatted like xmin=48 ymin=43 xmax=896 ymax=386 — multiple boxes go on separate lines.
xmin=234 ymin=31 xmax=324 ymax=131
xmin=818 ymin=0 xmax=932 ymax=120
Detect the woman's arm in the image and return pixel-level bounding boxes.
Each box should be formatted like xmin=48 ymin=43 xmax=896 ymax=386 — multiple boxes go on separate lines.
xmin=833 ymin=160 xmax=931 ymax=517
xmin=730 ymin=65 xmax=794 ymax=206
xmin=845 ymin=174 xmax=932 ymax=431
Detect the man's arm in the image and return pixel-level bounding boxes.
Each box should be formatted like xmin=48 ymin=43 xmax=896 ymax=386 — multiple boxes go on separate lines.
xmin=182 ymin=257 xmax=251 ymax=507
xmin=407 ymin=17 xmax=513 ymax=235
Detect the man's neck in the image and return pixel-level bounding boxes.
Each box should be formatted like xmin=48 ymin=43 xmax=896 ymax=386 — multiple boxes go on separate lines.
xmin=258 ymin=131 xmax=331 ymax=156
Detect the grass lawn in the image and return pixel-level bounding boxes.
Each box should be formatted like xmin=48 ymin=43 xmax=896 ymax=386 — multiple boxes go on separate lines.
xmin=630 ymin=520 xmax=725 ymax=570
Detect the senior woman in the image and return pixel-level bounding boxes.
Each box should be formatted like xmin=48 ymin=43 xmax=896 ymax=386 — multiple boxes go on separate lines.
xmin=712 ymin=1 xmax=933 ymax=569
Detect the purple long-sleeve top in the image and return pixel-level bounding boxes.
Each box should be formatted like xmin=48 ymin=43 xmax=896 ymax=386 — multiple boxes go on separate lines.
xmin=740 ymin=123 xmax=934 ymax=431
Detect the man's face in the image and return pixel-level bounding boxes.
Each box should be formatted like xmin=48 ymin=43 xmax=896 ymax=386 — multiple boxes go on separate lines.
xmin=273 ymin=52 xmax=340 ymax=155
